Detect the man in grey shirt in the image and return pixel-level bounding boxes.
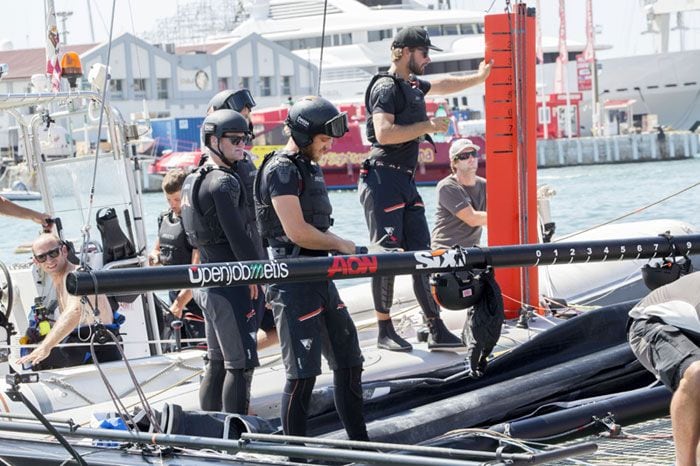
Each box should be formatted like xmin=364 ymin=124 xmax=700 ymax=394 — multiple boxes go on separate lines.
xmin=431 ymin=138 xmax=486 ymax=249
xmin=627 ymin=271 xmax=700 ymax=466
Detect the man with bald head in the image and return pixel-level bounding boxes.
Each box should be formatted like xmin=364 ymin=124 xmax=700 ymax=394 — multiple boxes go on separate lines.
xmin=17 ymin=234 xmax=120 ymax=369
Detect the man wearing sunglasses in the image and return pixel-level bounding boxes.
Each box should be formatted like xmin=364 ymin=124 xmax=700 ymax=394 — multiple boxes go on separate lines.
xmin=360 ymin=26 xmax=492 ymax=352
xmin=432 ymin=138 xmax=487 ymax=250
xmin=255 ymin=96 xmax=368 ymax=442
xmin=207 ymin=91 xmax=279 ymax=352
xmin=181 ymin=109 xmax=262 ymax=415
xmin=17 ymin=234 xmax=120 ymax=369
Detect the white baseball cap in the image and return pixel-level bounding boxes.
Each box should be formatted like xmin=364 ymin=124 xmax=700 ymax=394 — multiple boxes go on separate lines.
xmin=449 ymin=138 xmax=481 ymax=158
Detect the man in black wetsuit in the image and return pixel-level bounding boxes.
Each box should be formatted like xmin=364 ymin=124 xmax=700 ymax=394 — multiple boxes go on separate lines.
xmin=207 ymin=89 xmax=278 ymax=349
xmin=360 ymin=26 xmax=492 ymax=351
xmin=254 ymin=96 xmax=369 ymax=441
xmin=180 ymin=109 xmax=260 ymax=414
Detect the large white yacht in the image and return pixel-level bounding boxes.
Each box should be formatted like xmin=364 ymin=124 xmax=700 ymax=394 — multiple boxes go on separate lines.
xmin=219 ymin=0 xmax=585 ymax=116
xmin=219 ymin=0 xmax=699 ymax=132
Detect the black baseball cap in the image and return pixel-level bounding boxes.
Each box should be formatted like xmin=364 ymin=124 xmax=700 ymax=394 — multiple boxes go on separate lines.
xmin=391 ymin=27 xmax=443 ymax=52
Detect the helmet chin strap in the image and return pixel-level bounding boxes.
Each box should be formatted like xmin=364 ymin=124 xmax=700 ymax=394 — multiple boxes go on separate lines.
xmin=210 ymin=140 xmax=235 ymax=169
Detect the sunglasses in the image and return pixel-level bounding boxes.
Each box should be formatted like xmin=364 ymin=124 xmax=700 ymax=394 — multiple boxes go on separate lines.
xmin=454 ymin=150 xmax=478 ymax=160
xmin=34 ymin=246 xmax=61 ymax=263
xmin=416 ymin=47 xmax=429 ymax=58
xmin=224 ymin=135 xmax=249 ymax=146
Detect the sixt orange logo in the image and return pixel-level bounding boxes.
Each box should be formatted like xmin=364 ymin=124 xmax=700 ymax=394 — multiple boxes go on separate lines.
xmin=327 ymin=255 xmax=378 ymax=278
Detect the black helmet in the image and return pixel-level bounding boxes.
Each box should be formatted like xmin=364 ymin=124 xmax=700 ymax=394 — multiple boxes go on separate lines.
xmin=641 ymin=257 xmax=693 ymax=291
xmin=430 ymin=270 xmax=484 ymax=311
xmin=285 ymin=96 xmax=349 ymax=148
xmin=208 ymin=89 xmax=256 ymax=112
xmin=201 ymin=109 xmax=251 ymax=148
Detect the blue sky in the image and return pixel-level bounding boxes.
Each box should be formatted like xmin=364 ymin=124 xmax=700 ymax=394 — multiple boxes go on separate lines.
xmin=0 ymin=0 xmax=697 ymax=58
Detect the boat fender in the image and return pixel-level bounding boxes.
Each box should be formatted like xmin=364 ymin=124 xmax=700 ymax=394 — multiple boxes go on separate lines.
xmin=96 ymin=207 xmax=136 ymax=265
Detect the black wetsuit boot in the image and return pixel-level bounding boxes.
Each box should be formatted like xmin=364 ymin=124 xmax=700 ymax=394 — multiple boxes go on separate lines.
xmin=377 ymin=318 xmax=412 ymax=352
xmin=415 ymin=274 xmax=464 ymax=349
xmin=374 ymin=276 xmax=412 ymax=351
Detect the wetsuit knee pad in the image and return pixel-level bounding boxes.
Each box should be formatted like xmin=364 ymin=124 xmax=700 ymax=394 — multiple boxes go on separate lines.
xmin=200 ymin=359 xmax=226 ymax=411
xmin=372 ymin=276 xmax=395 ymax=314
xmin=223 ymin=368 xmax=254 ymax=414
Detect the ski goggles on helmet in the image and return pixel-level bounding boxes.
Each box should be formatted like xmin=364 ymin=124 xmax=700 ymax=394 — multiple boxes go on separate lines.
xmin=323 ymin=112 xmax=349 ymax=138
xmin=225 ymin=89 xmax=257 ymax=112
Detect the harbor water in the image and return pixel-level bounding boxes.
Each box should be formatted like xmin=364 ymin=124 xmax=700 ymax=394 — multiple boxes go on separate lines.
xmin=2 ymin=157 xmax=699 ymax=271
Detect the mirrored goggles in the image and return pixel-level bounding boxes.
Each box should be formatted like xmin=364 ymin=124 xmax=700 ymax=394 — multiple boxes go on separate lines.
xmin=323 ymin=112 xmax=349 ymax=138
xmin=226 ymin=89 xmax=257 ymax=112
xmin=34 ymin=246 xmax=61 ymax=263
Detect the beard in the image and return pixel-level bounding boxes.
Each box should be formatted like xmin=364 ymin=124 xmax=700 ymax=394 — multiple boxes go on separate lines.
xmin=408 ymin=54 xmax=425 ymax=76
xmin=299 ymin=144 xmax=319 ymax=162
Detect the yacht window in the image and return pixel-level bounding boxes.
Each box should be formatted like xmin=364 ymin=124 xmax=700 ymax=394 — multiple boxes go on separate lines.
xmin=459 ymin=23 xmax=476 ymax=35
xmin=241 ymin=77 xmax=250 ymax=90
xmin=368 ymin=29 xmax=392 ymax=42
xmin=426 ymin=25 xmax=441 ymax=37
xmin=477 ymin=23 xmax=485 ymax=34
xmin=443 ymin=24 xmax=459 ymax=35
xmin=260 ymin=76 xmax=272 ymax=97
xmin=157 ymin=78 xmax=169 ymax=99
xmin=341 ymin=33 xmax=352 ymax=45
xmin=218 ymin=77 xmax=229 ymax=92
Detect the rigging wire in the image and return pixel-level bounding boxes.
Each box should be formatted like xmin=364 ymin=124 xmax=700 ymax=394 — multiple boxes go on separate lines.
xmin=79 ymin=0 xmax=117 ymax=268
xmin=555 ymin=179 xmax=700 ymax=242
xmin=317 ymin=0 xmax=329 ymax=95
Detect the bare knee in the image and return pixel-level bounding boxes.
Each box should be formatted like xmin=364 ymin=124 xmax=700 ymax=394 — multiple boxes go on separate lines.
xmin=679 ymin=360 xmax=700 ymax=391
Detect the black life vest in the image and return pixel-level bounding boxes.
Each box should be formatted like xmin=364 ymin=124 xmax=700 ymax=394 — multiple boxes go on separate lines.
xmin=254 ymin=151 xmax=333 ymax=242
xmin=181 ymin=165 xmax=244 ymax=247
xmin=364 ymin=72 xmax=407 ymax=145
xmin=234 ymin=154 xmax=265 ymax=257
xmin=364 ymin=72 xmax=433 ymax=170
xmin=156 ymin=210 xmax=192 ymax=266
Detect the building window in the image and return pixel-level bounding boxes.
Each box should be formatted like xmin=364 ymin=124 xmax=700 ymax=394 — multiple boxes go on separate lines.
xmin=260 ymin=76 xmax=271 ymax=96
xmin=109 ymin=79 xmax=124 ymax=99
xmin=240 ymin=77 xmax=250 ymax=90
xmin=340 ymin=33 xmax=352 ymax=45
xmin=368 ymin=29 xmax=392 ymax=42
xmin=218 ymin=77 xmax=229 ymax=91
xmin=281 ymin=76 xmax=292 ymax=96
xmin=157 ymin=78 xmax=169 ymax=99
xmin=133 ymin=78 xmax=147 ymax=98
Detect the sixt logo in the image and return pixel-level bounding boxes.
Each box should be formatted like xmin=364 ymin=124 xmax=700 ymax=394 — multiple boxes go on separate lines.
xmin=188 ymin=261 xmax=289 ymax=286
xmin=327 ymin=255 xmax=378 ymax=278
xmin=414 ymin=249 xmax=466 ymax=270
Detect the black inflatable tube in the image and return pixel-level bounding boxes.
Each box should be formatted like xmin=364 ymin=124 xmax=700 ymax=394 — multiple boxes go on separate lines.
xmin=491 ymin=385 xmax=671 ymax=440
xmin=324 ymin=344 xmax=636 ymax=445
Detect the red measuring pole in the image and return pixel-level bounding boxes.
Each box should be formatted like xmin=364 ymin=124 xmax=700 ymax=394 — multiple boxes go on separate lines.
xmin=485 ymin=4 xmax=538 ymax=319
